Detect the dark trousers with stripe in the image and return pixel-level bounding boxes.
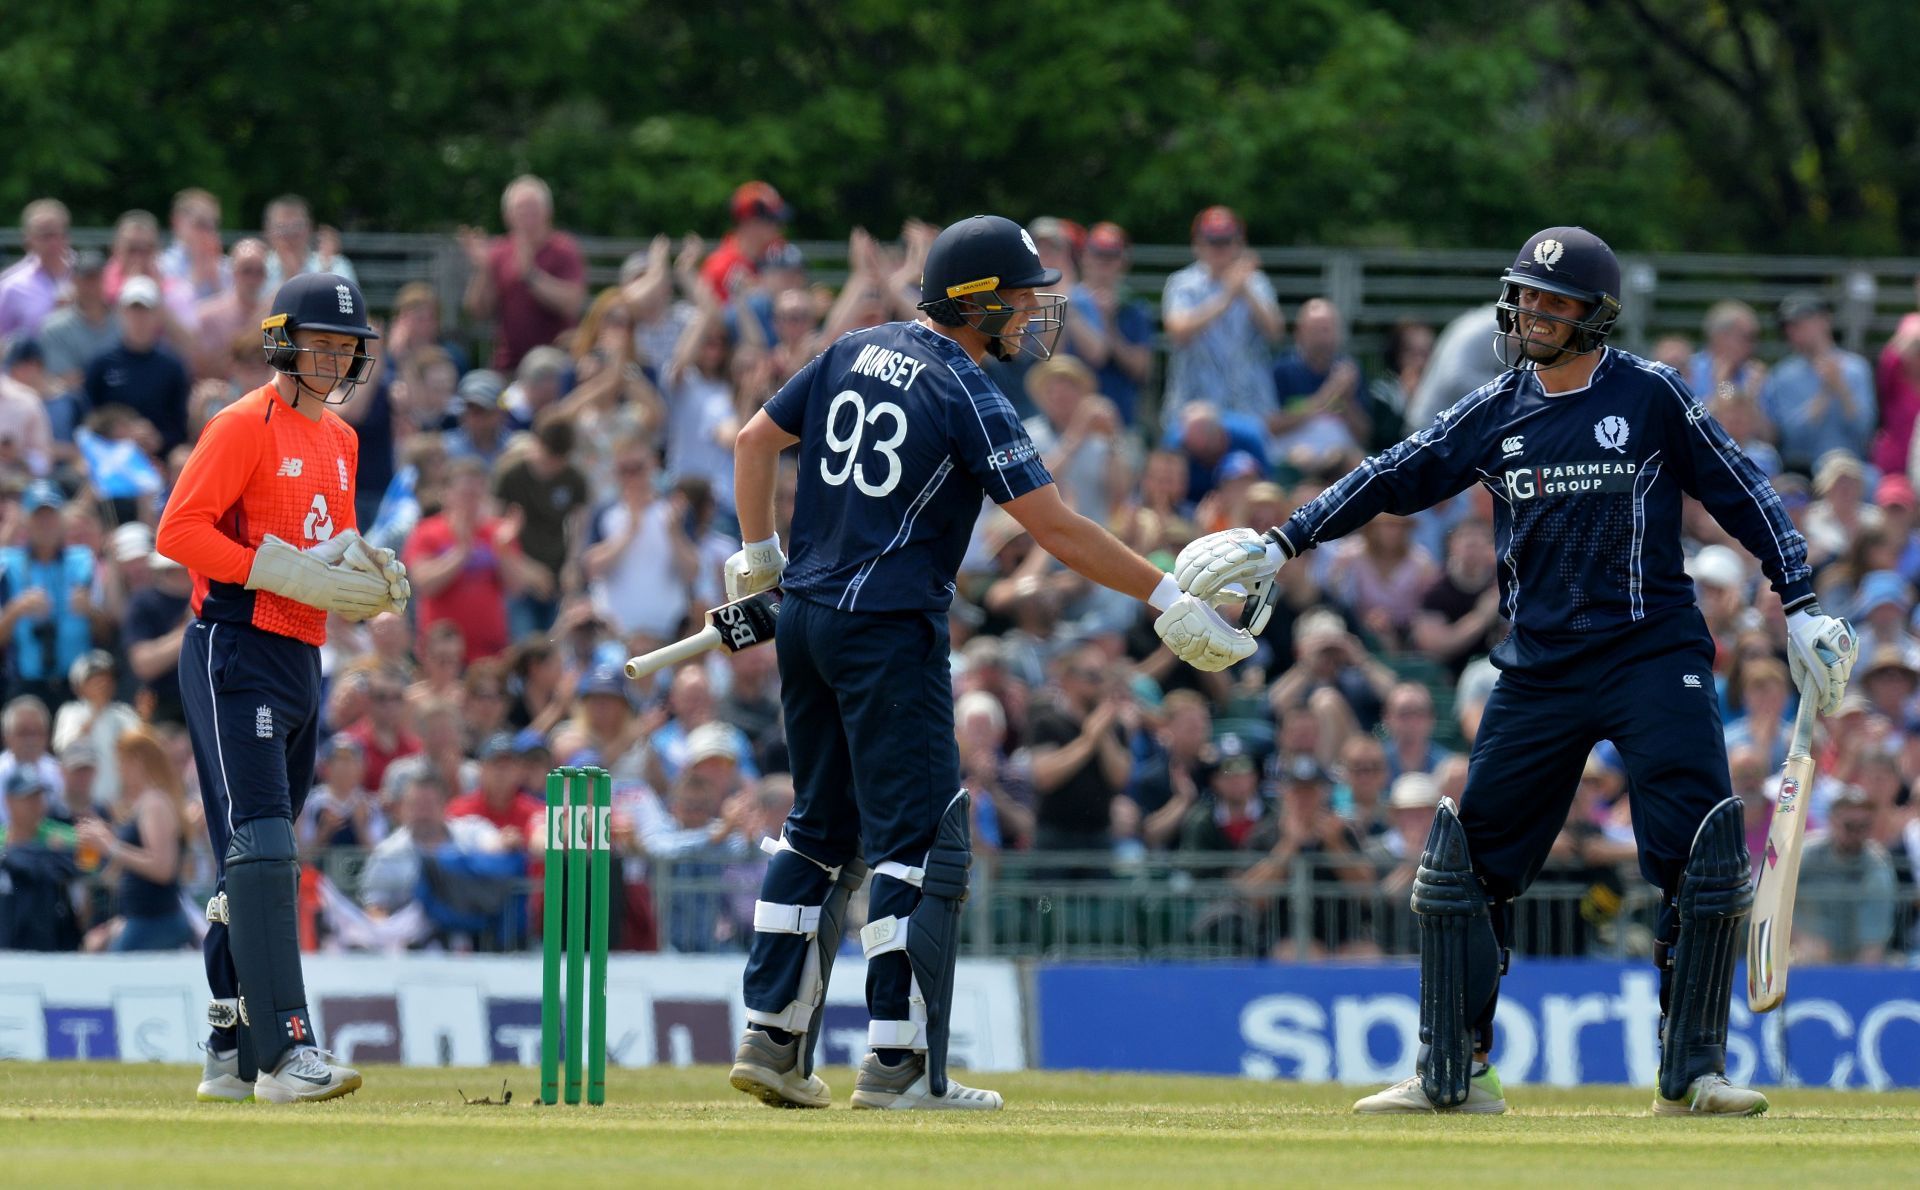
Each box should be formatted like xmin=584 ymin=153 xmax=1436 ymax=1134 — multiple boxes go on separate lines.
xmin=742 ymin=596 xmax=960 ymax=1025
xmin=178 ymin=619 xmax=322 ymax=1049
xmin=1460 ymin=607 xmax=1735 ymax=1040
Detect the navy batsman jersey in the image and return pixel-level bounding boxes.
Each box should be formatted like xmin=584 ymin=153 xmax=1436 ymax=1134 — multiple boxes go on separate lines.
xmin=764 ymin=321 xmax=1054 ymax=613
xmin=1275 ymin=348 xmax=1813 ymax=666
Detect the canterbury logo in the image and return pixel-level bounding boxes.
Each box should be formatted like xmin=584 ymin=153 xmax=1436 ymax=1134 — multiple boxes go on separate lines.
xmin=276 ymin=457 xmax=304 ymax=477
xmin=1501 ymin=436 xmax=1524 ymax=457
xmin=1682 ymin=674 xmax=1702 ymax=689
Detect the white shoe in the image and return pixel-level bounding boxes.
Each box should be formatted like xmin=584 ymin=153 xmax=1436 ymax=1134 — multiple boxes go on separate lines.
xmin=729 ymin=1029 xmax=831 ymax=1109
xmin=1353 ymin=1066 xmax=1508 ymax=1114
xmin=195 ymin=1045 xmax=254 ymax=1103
xmin=1652 ymin=1073 xmax=1768 ymax=1116
xmin=848 ymin=1052 xmax=1002 ymax=1111
xmin=253 ymin=1045 xmax=363 ymax=1104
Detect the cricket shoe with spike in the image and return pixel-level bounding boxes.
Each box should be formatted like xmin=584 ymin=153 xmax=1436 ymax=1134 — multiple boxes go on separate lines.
xmin=1652 ymin=1073 xmax=1768 ymax=1116
xmin=253 ymin=1045 xmax=362 ymax=1104
xmin=729 ymin=1029 xmax=831 ymax=1108
xmin=195 ymin=1045 xmax=254 ymax=1103
xmin=848 ymin=1052 xmax=1003 ymax=1111
xmin=1353 ymin=1065 xmax=1508 ymax=1114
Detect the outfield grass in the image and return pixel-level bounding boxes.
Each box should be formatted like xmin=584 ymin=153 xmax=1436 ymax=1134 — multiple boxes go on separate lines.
xmin=1 ymin=1063 xmax=1915 ymax=1188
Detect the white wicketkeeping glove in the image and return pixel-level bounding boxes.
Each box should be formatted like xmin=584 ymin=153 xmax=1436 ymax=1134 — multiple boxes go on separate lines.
xmin=1785 ymin=602 xmax=1857 ymax=715
xmin=1155 ymin=593 xmax=1258 ymax=672
xmin=724 ymin=534 xmax=786 ymax=600
xmin=246 ymin=534 xmax=391 ymax=621
xmin=1175 ymin=527 xmax=1288 ymax=603
xmin=342 ymin=536 xmax=411 ymax=617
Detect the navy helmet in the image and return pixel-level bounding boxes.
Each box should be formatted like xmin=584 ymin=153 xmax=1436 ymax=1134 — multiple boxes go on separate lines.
xmin=1495 ymin=226 xmax=1622 ymax=360
xmin=261 ymin=271 xmax=380 ymax=403
xmin=918 ymin=215 xmax=1067 ymax=361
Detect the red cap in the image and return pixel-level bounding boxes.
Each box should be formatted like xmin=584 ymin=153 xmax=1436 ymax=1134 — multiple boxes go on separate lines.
xmin=1192 ymin=205 xmax=1244 ymax=242
xmin=1876 ymin=473 xmax=1915 ymax=509
xmin=1087 ymin=221 xmax=1129 ymax=254
xmin=730 ymin=181 xmax=789 ymax=225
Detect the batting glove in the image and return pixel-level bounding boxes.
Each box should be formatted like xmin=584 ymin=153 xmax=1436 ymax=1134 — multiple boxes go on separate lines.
xmin=1175 ymin=527 xmax=1288 ymax=603
xmin=1786 ymin=602 xmax=1857 ymax=715
xmin=246 ymin=534 xmax=390 ymax=621
xmin=725 ymin=533 xmax=786 ymax=600
xmin=1154 ymin=593 xmax=1257 ymax=672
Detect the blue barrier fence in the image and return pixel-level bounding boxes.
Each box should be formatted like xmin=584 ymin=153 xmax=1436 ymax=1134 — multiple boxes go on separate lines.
xmin=1034 ymin=960 xmax=1920 ymax=1090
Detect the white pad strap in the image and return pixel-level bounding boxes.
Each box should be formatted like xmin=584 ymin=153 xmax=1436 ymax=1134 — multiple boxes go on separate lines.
xmin=871 ymin=860 xmax=925 ymax=887
xmin=744 ymin=937 xmax=825 ymax=1034
xmin=761 ymin=833 xmax=843 ymax=881
xmin=753 ymin=901 xmax=822 ymax=936
xmin=860 ymin=914 xmax=909 ymax=957
xmin=868 ymin=1017 xmax=926 ymax=1049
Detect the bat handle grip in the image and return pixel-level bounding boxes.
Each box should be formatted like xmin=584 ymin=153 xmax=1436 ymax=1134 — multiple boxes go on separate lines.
xmin=623 ymin=626 xmax=721 ymax=680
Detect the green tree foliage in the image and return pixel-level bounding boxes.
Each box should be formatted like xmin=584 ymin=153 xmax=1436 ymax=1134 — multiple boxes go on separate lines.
xmin=0 ymin=1 xmax=1910 ymax=252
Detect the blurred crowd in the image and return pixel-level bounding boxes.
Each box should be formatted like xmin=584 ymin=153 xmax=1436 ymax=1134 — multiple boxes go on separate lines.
xmin=0 ymin=184 xmax=1915 ymax=966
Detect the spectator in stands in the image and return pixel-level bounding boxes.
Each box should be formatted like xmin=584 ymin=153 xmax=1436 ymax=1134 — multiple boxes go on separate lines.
xmin=662 ymin=300 xmax=741 ymax=517
xmin=1336 ymin=733 xmax=1397 ymax=836
xmin=298 ymin=734 xmax=386 ymax=852
xmin=1723 ymin=655 xmax=1793 ymax=771
xmin=1412 ymin=517 xmax=1502 ymax=678
xmin=492 ymin=414 xmax=589 ymax=638
xmin=956 ymin=689 xmax=1035 ymax=853
xmin=1796 ymin=787 xmax=1897 ymax=964
xmin=0 ymin=771 xmax=81 ymax=950
xmin=582 ymin=434 xmax=696 ymax=650
xmin=1685 ymin=543 xmax=1751 ymax=667
xmin=1177 ymin=733 xmax=1269 ymax=860
xmin=1023 ymin=354 xmax=1129 ymax=522
xmin=361 ymin=771 xmax=489 ymax=915
xmin=1879 ymin=303 xmax=1920 ymax=479
xmin=1848 ymin=569 xmax=1915 ymax=662
xmin=383 ymin=281 xmax=469 ymax=379
xmin=1161 ymin=205 xmax=1285 ymax=427
xmin=1762 ymin=294 xmax=1876 ymax=474
xmin=84 ymin=276 xmax=191 ymax=454
xmin=1368 ymin=770 xmax=1443 ymax=952
xmin=1239 ymin=756 xmax=1374 ymax=957
xmin=1062 ymin=221 xmax=1153 ymax=425
xmin=0 ymin=482 xmax=94 ymax=705
xmin=160 ymin=188 xmax=228 ymax=302
xmin=1856 ymin=646 xmax=1919 ymax=731
xmin=100 ymin=210 xmax=196 ymax=334
xmin=647 ymin=666 xmax=753 ymax=788
xmin=1724 ymin=743 xmax=1775 ymax=874
xmin=261 ymin=194 xmax=356 ymax=287
xmin=0 ymin=338 xmax=54 ymax=478
xmin=1269 ymin=608 xmax=1396 ymax=734
xmin=189 ymin=238 xmax=269 ymax=381
xmin=459 ymin=659 xmax=514 ymax=752
xmin=442 ymin=369 xmax=516 ymax=466
xmin=406 ymin=455 xmax=550 ymax=663
xmin=51 ymin=650 xmax=138 ymax=803
xmin=1688 ymin=300 xmax=1769 ymax=410
xmin=1269 ymin=298 xmax=1366 ymax=472
xmin=719 ymin=643 xmax=783 ymax=770
xmin=1325 ymin=514 xmax=1437 ymax=652
xmin=1406 ymin=303 xmax=1502 ymax=431
xmin=37 ymin=249 xmax=114 ymax=399
xmin=447 ymin=732 xmax=544 ymax=852
xmin=701 ymin=181 xmax=791 ymax=302
xmin=74 ymin=725 xmax=192 ymax=951
xmin=555 ymin=663 xmax=649 ymax=785
xmin=1165 ymin=402 xmax=1270 ymax=505
xmin=342 ymin=670 xmax=421 ymax=794
xmin=461 ymin=175 xmax=587 ymax=372
xmin=1025 ymin=641 xmax=1137 ymax=853
xmin=1379 ymin=682 xmax=1452 ymax=780
xmin=503 ymin=346 xmax=569 ymax=427
xmin=1125 ymin=689 xmax=1211 ymax=853
xmin=1707 ymin=388 xmax=1782 ymax=478
xmin=1365 ymin=319 xmax=1433 ymax=452
xmin=0 ymin=198 xmax=72 ymax=340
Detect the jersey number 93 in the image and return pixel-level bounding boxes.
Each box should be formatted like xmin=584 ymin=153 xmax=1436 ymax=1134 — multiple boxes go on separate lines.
xmin=821 ymin=389 xmax=907 ymax=497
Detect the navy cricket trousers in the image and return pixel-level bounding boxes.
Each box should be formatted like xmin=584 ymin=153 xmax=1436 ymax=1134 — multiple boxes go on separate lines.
xmin=742 ymin=596 xmax=959 ymax=1025
xmin=1460 ymin=606 xmax=1734 ymax=944
xmin=178 ymin=618 xmax=323 ymax=1045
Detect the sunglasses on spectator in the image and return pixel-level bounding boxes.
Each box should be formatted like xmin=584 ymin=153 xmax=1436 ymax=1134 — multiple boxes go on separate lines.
xmin=616 ymin=459 xmax=650 ymax=475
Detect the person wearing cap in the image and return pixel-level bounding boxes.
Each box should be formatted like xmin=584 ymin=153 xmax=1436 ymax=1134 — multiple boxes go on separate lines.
xmin=700 ymin=181 xmax=791 ymax=303
xmin=1231 ymin=753 xmax=1375 ymax=956
xmin=82 ymin=270 xmax=192 ymax=453
xmin=1366 ymin=769 xmax=1444 ymax=952
xmin=0 ymin=336 xmax=54 ymax=476
xmin=1182 ymin=226 xmax=1856 ymax=1117
xmin=0 ymin=769 xmax=82 ymax=951
xmin=1269 ymin=297 xmax=1368 ymax=471
xmin=1160 ymin=204 xmax=1286 ymax=429
xmin=1175 ymin=733 xmax=1270 ymax=859
xmin=296 ymin=734 xmax=385 ymax=851
xmin=36 ymin=247 xmax=118 ymax=397
xmin=122 ymin=539 xmax=192 ymax=725
xmin=441 ymin=369 xmax=516 ymax=467
xmin=1061 ymin=221 xmax=1152 ymax=426
xmin=1795 ymin=786 xmax=1897 ymax=965
xmin=51 ymin=648 xmax=140 ymax=803
xmin=0 ymin=479 xmax=94 ymax=705
xmin=504 ymin=345 xmax=569 ymax=426
xmin=1855 ymin=642 xmax=1920 ymax=727
xmin=445 ymin=730 xmax=544 ymax=843
xmin=1847 ymin=568 xmax=1914 ymax=661
xmin=460 ymin=175 xmax=587 ymax=373
xmin=1761 ymin=292 xmax=1874 ymax=475
xmin=0 ymin=198 xmax=72 ymax=340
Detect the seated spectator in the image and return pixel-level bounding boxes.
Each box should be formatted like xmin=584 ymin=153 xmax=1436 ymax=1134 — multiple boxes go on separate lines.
xmin=384 ymin=697 xmax=476 ymax=809
xmin=297 ymin=735 xmax=388 ymax=852
xmin=719 ymin=643 xmax=782 ymax=769
xmin=1325 ymin=515 xmax=1438 ymax=652
xmin=1805 ymin=451 xmax=1878 ymax=567
xmin=262 ymin=193 xmax=357 ymax=287
xmin=74 ymin=725 xmax=193 ymax=952
xmin=956 ymin=689 xmax=1035 ymax=853
xmin=445 ymin=732 xmax=544 ymax=854
xmin=459 ymin=658 xmax=514 ymax=750
xmin=505 ymin=640 xmax=571 ymax=737
xmin=441 ymin=369 xmax=518 ymax=466
xmin=1164 ymin=402 xmax=1270 ymax=506
xmin=1723 ymin=656 xmax=1793 ymax=771
xmin=1453 ymin=656 xmax=1499 ymax=746
xmin=1269 ymin=298 xmax=1366 ymax=473
xmin=361 ymin=771 xmax=493 ymax=914
xmin=640 ymin=768 xmax=751 ymax=952
xmin=1726 ymin=743 xmax=1774 ymax=874
xmin=1233 ymin=756 xmax=1374 ymax=958
xmin=1268 ymin=609 xmax=1396 ymax=734
xmin=1848 ymin=569 xmax=1916 ymax=662
xmin=55 ymin=739 xmax=106 ymax=825
xmin=1795 ymin=787 xmax=1897 ymax=964
xmin=552 ymin=663 xmax=648 ymax=786
xmin=1126 ymin=689 xmax=1211 ymax=853
xmin=382 ymin=281 xmax=469 ymax=380
xmin=0 ymin=198 xmax=73 ymax=341
xmin=1709 ymin=390 xmax=1782 ymax=478
xmin=1023 ymin=355 xmax=1129 ymax=523
xmin=0 ymin=481 xmax=95 ymax=707
xmin=84 ymin=276 xmax=191 ymax=454
xmin=647 ymin=666 xmax=755 ymax=789
xmin=1857 ymin=645 xmax=1919 ymax=730
xmin=0 ymin=338 xmax=55 ymax=478
xmin=122 ymin=547 xmax=191 ymax=725
xmin=37 ymin=249 xmax=116 ymax=401
xmin=1367 ymin=770 xmax=1444 ymax=952
xmin=0 ymin=695 xmax=65 ymax=819
xmin=1412 ymin=517 xmax=1502 ymax=678
xmin=1762 ymin=294 xmax=1875 ymax=474
xmin=343 ymin=670 xmax=422 ymax=793
xmin=460 ymin=175 xmax=585 ymax=373
xmin=0 ymin=772 xmax=81 ymax=950
xmin=189 ymin=238 xmax=270 ymax=381
xmin=51 ymin=650 xmax=140 ymax=804
xmin=1178 ymin=734 xmax=1269 ymax=860
xmin=1332 ymin=733 xmax=1392 ymax=837
xmin=1023 ymin=641 xmax=1137 ymax=854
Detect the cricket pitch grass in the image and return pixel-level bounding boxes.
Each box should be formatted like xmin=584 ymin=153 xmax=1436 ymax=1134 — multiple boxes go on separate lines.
xmin=2 ymin=1063 xmax=1915 ymax=1187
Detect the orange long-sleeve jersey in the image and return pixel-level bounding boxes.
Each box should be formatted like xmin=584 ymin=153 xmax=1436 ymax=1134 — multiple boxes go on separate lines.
xmin=155 ymin=384 xmax=361 ymax=646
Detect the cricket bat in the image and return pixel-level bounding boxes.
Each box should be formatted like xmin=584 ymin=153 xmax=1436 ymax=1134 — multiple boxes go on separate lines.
xmin=622 ymin=589 xmax=780 ymax=680
xmin=1746 ymin=680 xmax=1821 ymax=1013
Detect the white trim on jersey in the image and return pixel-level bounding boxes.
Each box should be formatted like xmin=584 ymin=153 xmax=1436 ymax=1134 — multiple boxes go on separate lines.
xmin=838 ymin=456 xmax=955 ymax=612
xmin=1478 ymin=468 xmax=1523 ymax=623
xmin=1629 ymin=451 xmax=1664 ymax=621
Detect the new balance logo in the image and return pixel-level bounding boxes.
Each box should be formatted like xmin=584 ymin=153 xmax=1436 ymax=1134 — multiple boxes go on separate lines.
xmin=1501 ymin=436 xmax=1524 ymax=457
xmin=256 ymin=705 xmax=274 ymax=738
xmin=276 ymin=457 xmax=304 ymax=478
xmin=1682 ymin=674 xmax=1703 ymax=689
